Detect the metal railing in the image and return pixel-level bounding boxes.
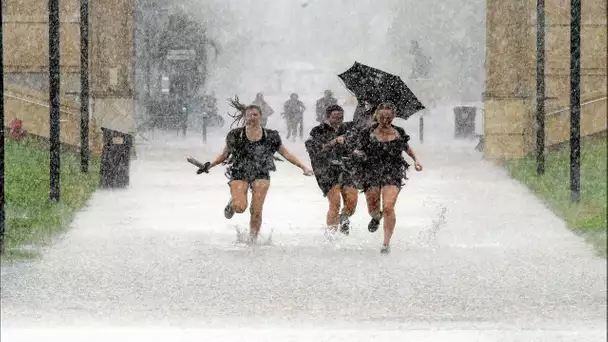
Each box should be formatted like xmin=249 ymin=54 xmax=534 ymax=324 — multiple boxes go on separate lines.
xmin=546 ymin=95 xmax=607 ymax=117
xmin=4 ymin=92 xmax=78 ymax=118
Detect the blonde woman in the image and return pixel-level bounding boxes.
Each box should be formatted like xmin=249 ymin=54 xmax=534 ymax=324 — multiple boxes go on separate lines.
xmin=352 ymin=102 xmax=423 ymax=253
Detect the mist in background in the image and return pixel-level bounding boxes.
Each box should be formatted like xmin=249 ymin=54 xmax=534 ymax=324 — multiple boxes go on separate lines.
xmin=140 ymin=0 xmax=485 ymax=106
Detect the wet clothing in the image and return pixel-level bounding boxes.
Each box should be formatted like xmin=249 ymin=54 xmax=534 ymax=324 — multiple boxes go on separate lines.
xmin=224 ymin=127 xmax=282 ymax=183
xmin=315 ymin=96 xmax=338 ymax=122
xmin=305 ymin=121 xmax=358 ymax=196
xmin=353 ymin=124 xmax=410 ymax=191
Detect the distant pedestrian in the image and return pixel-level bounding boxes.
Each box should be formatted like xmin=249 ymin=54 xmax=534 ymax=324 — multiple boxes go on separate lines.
xmin=252 ymin=93 xmax=275 ymax=128
xmin=315 ymin=90 xmax=338 ymax=123
xmin=283 ymin=93 xmax=306 ymax=141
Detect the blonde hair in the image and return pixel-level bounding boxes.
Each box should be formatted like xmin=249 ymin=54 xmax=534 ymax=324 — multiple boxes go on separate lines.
xmin=372 ymin=102 xmax=396 ymax=121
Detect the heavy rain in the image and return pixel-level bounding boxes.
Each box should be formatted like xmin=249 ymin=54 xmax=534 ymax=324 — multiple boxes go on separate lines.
xmin=1 ymin=0 xmax=606 ymax=341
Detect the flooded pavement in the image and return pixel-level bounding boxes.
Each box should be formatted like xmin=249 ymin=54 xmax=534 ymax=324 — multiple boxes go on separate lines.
xmin=1 ymin=120 xmax=606 ymax=341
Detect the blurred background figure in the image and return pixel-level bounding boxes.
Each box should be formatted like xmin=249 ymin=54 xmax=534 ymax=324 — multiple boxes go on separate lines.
xmin=252 ymin=93 xmax=275 ymax=128
xmin=409 ymin=40 xmax=431 ymax=79
xmin=282 ymin=93 xmax=306 ymax=141
xmin=315 ymin=89 xmax=338 ymax=123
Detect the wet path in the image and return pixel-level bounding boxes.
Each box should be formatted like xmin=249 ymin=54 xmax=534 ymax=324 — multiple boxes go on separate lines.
xmin=1 ymin=126 xmax=606 ymax=341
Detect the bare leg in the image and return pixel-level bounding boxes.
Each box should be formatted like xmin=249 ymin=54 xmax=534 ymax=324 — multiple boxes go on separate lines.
xmin=326 ymin=185 xmax=342 ymax=230
xmin=365 ymin=187 xmax=381 ymax=218
xmin=341 ymin=186 xmax=358 ymax=217
xmin=249 ymin=179 xmax=271 ymax=240
xmin=365 ymin=187 xmax=383 ymax=232
xmin=381 ymin=186 xmax=400 ymax=246
xmin=229 ymin=180 xmax=249 ymax=213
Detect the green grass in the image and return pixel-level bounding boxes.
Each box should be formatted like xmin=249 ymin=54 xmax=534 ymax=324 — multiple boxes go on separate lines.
xmin=2 ymin=137 xmax=100 ymax=261
xmin=505 ymin=134 xmax=607 ymax=257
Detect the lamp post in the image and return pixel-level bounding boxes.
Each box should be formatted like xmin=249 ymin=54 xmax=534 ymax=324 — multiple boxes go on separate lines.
xmin=536 ymin=0 xmax=546 ymax=175
xmin=570 ymin=0 xmax=581 ymax=203
xmin=49 ymin=0 xmax=61 ymax=202
xmin=80 ymin=0 xmax=90 ymax=173
xmin=1 ymin=0 xmax=6 ymax=253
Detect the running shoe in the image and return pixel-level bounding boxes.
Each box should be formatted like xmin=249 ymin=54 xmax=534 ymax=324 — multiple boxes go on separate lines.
xmin=224 ymin=199 xmax=234 ymax=219
xmin=380 ymin=244 xmax=390 ymax=254
xmin=339 ymin=214 xmax=350 ymax=235
xmin=368 ymin=215 xmax=381 ymax=233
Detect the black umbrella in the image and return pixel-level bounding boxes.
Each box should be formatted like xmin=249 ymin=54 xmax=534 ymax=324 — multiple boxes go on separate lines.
xmin=338 ymin=62 xmax=425 ymax=120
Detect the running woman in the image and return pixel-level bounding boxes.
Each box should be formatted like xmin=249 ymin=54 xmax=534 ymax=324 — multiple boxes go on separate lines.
xmin=305 ymin=104 xmax=358 ymax=236
xmin=192 ymin=99 xmax=313 ymax=243
xmin=352 ymin=102 xmax=423 ymax=253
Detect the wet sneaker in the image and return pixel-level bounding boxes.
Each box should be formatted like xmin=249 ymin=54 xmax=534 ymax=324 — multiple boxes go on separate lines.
xmin=368 ymin=216 xmax=381 ymax=233
xmin=224 ymin=200 xmax=234 ymax=219
xmin=380 ymin=244 xmax=390 ymax=254
xmin=339 ymin=215 xmax=350 ymax=235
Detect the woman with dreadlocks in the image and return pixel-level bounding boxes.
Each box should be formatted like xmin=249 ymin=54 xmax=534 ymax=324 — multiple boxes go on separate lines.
xmin=192 ymin=97 xmax=314 ymax=243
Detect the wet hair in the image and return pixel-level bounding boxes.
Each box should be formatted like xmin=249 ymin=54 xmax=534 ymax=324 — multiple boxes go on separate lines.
xmin=325 ymin=104 xmax=344 ymax=118
xmin=227 ymin=95 xmax=262 ymax=128
xmin=372 ymin=102 xmax=396 ymax=121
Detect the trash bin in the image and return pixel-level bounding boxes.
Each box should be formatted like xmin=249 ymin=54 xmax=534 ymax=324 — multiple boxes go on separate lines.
xmin=100 ymin=128 xmax=133 ymax=188
xmin=453 ymin=106 xmax=476 ymax=139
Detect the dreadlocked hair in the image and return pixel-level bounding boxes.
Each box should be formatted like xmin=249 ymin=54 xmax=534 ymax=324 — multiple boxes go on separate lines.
xmin=227 ymin=95 xmax=263 ymax=128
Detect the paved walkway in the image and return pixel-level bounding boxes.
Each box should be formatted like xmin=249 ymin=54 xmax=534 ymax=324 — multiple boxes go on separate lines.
xmin=1 ymin=120 xmax=606 ymax=341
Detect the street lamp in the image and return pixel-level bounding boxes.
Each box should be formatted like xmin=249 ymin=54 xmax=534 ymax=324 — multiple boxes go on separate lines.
xmin=536 ymin=0 xmax=546 ymax=176
xmin=80 ymin=0 xmax=90 ymax=173
xmin=49 ymin=0 xmax=61 ymax=202
xmin=1 ymin=0 xmax=6 ymax=252
xmin=570 ymin=0 xmax=581 ymax=203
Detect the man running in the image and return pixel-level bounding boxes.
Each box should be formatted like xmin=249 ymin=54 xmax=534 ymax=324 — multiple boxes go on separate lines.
xmin=252 ymin=92 xmax=274 ymax=128
xmin=305 ymin=104 xmax=358 ymax=236
xmin=283 ymin=93 xmax=306 ymax=141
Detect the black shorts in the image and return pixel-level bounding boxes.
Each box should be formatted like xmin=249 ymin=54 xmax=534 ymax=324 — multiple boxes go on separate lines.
xmin=359 ymin=167 xmax=406 ymax=192
xmin=227 ymin=168 xmax=270 ymax=184
xmin=315 ymin=166 xmax=357 ymax=197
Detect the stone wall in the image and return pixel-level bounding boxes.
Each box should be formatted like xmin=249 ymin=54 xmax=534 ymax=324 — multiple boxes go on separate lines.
xmin=2 ymin=0 xmax=135 ymax=152
xmin=484 ymin=0 xmax=607 ymax=159
xmin=3 ymin=84 xmax=103 ymax=154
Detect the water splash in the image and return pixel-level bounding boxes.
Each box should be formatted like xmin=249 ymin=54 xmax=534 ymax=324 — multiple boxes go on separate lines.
xmin=418 ymin=202 xmax=448 ymax=248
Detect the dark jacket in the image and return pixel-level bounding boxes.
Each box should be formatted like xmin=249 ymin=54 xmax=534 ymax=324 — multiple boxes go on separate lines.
xmin=305 ymin=121 xmax=356 ymax=171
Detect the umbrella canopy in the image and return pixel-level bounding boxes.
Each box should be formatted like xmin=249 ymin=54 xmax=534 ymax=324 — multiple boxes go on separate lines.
xmin=338 ymin=62 xmax=425 ymax=120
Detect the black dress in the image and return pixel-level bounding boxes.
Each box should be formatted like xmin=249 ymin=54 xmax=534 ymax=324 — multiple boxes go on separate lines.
xmin=354 ymin=123 xmax=410 ymax=191
xmin=224 ymin=127 xmax=282 ymax=183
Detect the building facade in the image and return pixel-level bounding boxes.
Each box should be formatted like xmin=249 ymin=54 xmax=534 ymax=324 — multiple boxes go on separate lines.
xmin=3 ymin=0 xmax=135 ymax=152
xmin=484 ymin=0 xmax=607 ymax=159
